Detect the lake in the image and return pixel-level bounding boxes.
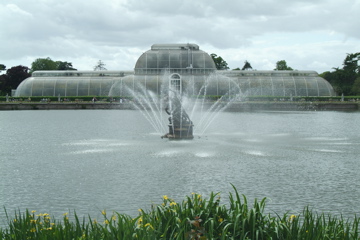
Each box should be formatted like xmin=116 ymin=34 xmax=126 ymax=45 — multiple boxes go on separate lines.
xmin=1 ymin=109 xmax=359 ymax=224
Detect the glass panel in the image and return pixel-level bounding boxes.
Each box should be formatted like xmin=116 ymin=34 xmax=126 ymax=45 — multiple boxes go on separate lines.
xmin=294 ymin=78 xmax=307 ymax=96
xmin=180 ymin=52 xmax=190 ymax=69
xmin=54 ymin=79 xmax=66 ymax=96
xmin=42 ymin=79 xmax=55 ymax=96
xmin=32 ymin=80 xmax=44 ymax=96
xmin=305 ymin=77 xmax=318 ymax=96
xmin=146 ymin=53 xmax=158 ymax=69
xmin=66 ymin=80 xmax=78 ymax=96
xmin=283 ymin=77 xmax=295 ymax=96
xmin=100 ymin=80 xmax=114 ymax=96
xmin=170 ymin=52 xmax=181 ymax=69
xmin=272 ymin=78 xmax=285 ymax=96
xmin=89 ymin=79 xmax=101 ymax=95
xmin=78 ymin=79 xmax=89 ymax=96
xmin=192 ymin=52 xmax=205 ymax=69
xmin=260 ymin=77 xmax=273 ymax=96
xmin=17 ymin=79 xmax=33 ymax=96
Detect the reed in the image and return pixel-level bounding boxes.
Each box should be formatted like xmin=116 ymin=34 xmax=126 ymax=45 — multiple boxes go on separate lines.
xmin=1 ymin=186 xmax=359 ymax=239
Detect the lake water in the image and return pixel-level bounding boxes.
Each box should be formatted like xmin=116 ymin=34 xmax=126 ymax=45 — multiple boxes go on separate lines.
xmin=1 ymin=109 xmax=360 ymax=224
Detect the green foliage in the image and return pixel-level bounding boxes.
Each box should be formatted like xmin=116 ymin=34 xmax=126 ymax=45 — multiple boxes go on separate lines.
xmin=274 ymin=60 xmax=293 ymax=71
xmin=210 ymin=54 xmax=229 ymax=70
xmin=30 ymin=57 xmax=76 ymax=73
xmin=351 ymin=77 xmax=360 ymax=95
xmin=1 ymin=186 xmax=359 ymax=239
xmin=321 ymin=52 xmax=360 ymax=95
xmin=0 ymin=64 xmax=6 ymax=72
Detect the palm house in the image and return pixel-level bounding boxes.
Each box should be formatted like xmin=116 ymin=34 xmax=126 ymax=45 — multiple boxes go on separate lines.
xmin=14 ymin=43 xmax=335 ymax=97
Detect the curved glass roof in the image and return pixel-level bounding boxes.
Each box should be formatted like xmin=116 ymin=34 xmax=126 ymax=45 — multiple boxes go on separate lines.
xmin=134 ymin=43 xmax=216 ymax=75
xmin=14 ymin=71 xmax=133 ymax=97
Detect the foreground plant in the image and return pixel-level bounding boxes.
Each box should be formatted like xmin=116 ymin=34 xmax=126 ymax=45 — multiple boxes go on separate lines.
xmin=1 ymin=186 xmax=359 ymax=239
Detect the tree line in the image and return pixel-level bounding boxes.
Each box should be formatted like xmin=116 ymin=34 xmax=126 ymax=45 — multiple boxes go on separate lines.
xmin=210 ymin=53 xmax=360 ymax=96
xmin=1 ymin=53 xmax=359 ymax=96
xmin=0 ymin=58 xmax=106 ymax=96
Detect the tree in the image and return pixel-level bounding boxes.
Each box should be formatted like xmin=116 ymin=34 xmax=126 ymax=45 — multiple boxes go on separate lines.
xmin=31 ymin=57 xmax=57 ymax=73
xmin=274 ymin=60 xmax=293 ymax=71
xmin=210 ymin=54 xmax=229 ymax=70
xmin=30 ymin=57 xmax=77 ymax=73
xmin=0 ymin=64 xmax=6 ymax=73
xmin=0 ymin=65 xmax=30 ymax=95
xmin=94 ymin=60 xmax=107 ymax=71
xmin=321 ymin=52 xmax=360 ymax=95
xmin=241 ymin=60 xmax=253 ymax=70
xmin=55 ymin=61 xmax=76 ymax=70
xmin=351 ymin=77 xmax=360 ymax=95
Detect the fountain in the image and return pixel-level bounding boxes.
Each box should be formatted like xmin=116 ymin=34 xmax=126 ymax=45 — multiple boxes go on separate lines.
xmin=125 ymin=70 xmax=242 ymax=140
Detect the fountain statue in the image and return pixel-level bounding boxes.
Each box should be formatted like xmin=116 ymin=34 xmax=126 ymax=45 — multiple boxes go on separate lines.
xmin=161 ymin=91 xmax=194 ymax=140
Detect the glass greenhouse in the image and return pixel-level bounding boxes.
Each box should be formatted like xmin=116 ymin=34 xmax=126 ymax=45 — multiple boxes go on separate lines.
xmin=14 ymin=44 xmax=336 ymax=97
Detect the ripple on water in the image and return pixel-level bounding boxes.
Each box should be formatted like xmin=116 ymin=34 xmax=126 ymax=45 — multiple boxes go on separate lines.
xmin=69 ymin=149 xmax=114 ymax=154
xmin=194 ymin=152 xmax=214 ymax=158
xmin=312 ymin=149 xmax=344 ymax=153
xmin=154 ymin=150 xmax=181 ymax=157
xmin=243 ymin=150 xmax=267 ymax=156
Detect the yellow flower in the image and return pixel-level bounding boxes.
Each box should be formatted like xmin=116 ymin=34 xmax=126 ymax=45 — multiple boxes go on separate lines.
xmin=163 ymin=195 xmax=168 ymax=200
xmin=218 ymin=218 xmax=224 ymax=223
xmin=101 ymin=210 xmax=106 ymax=216
xmin=93 ymin=219 xmax=97 ymax=224
xmin=104 ymin=220 xmax=109 ymax=225
xmin=112 ymin=215 xmax=117 ymax=221
xmin=63 ymin=212 xmax=68 ymax=216
xmin=13 ymin=219 xmax=17 ymax=222
xmin=289 ymin=215 xmax=296 ymax=221
xmin=170 ymin=202 xmax=177 ymax=206
xmin=31 ymin=210 xmax=36 ymax=213
xmin=47 ymin=227 xmax=52 ymax=230
xmin=30 ymin=219 xmax=37 ymax=224
xmin=30 ymin=228 xmax=36 ymax=233
xmin=144 ymin=223 xmax=154 ymax=229
xmin=50 ymin=223 xmax=55 ymax=226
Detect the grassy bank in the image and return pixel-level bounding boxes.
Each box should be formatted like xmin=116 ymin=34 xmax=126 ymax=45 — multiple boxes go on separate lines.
xmin=1 ymin=187 xmax=359 ymax=239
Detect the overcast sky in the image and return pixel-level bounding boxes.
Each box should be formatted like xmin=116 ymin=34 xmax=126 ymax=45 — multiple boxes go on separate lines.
xmin=1 ymin=0 xmax=359 ymax=73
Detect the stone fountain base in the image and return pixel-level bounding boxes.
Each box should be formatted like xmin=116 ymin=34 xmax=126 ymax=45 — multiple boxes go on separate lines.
xmin=161 ymin=123 xmax=194 ymax=140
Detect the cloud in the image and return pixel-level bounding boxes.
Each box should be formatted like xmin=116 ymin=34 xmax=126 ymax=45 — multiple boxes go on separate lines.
xmin=0 ymin=0 xmax=359 ymax=73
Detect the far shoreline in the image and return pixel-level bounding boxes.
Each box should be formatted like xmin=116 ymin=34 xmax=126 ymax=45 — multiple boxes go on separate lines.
xmin=0 ymin=101 xmax=358 ymax=111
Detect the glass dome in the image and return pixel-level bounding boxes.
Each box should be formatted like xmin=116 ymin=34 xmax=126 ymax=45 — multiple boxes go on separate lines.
xmin=134 ymin=44 xmax=216 ymax=75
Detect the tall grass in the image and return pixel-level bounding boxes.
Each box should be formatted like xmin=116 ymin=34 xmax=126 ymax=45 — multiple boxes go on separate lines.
xmin=1 ymin=186 xmax=359 ymax=239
